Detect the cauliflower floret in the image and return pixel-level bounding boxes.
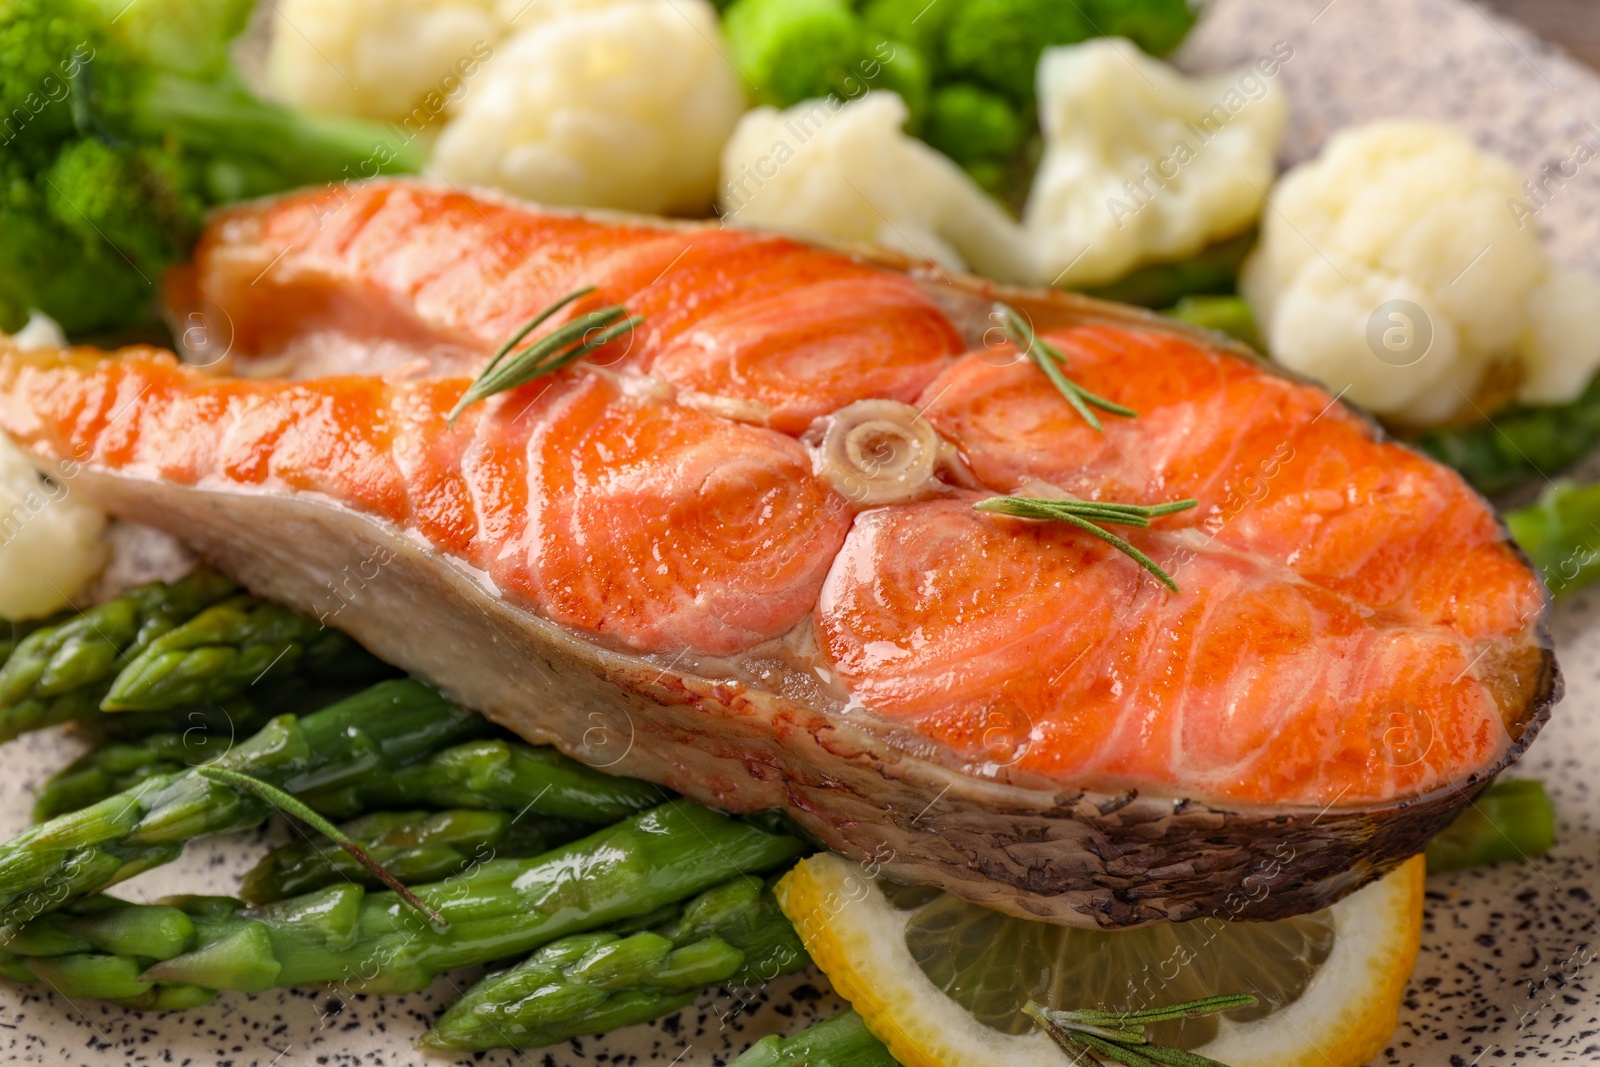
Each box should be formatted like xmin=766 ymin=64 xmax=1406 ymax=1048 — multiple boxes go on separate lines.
xmin=0 ymin=315 xmax=108 ymax=618
xmin=1242 ymin=121 xmax=1600 ymax=424
xmin=491 ymin=0 xmax=631 ymax=24
xmin=267 ymin=0 xmax=502 ymax=124
xmin=718 ymin=91 xmax=1037 ymax=283
xmin=427 ymin=0 xmax=745 ymax=215
xmin=1025 ymin=38 xmax=1287 ymax=288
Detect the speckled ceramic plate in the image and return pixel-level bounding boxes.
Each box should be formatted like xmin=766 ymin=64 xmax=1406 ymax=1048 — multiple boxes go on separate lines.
xmin=5 ymin=0 xmax=1600 ymax=1063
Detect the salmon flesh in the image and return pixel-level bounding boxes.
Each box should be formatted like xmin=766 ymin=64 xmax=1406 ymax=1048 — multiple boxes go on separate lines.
xmin=0 ymin=182 xmax=1556 ymax=928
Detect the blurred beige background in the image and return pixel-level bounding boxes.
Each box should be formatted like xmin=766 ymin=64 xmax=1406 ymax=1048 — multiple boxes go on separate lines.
xmin=1491 ymin=0 xmax=1600 ymax=67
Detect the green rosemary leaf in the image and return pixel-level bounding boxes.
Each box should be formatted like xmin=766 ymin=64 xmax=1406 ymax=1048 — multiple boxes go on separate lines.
xmin=1000 ymin=305 xmax=1139 ymax=429
xmin=1025 ymin=994 xmax=1257 ymax=1067
xmin=447 ymin=289 xmax=642 ymax=426
xmin=481 ymin=287 xmax=596 ymax=378
xmin=1069 ymin=1030 xmax=1168 ymax=1067
xmin=973 ymin=495 xmax=1198 ymax=593
xmin=1116 ymin=994 xmax=1259 ymax=1026
xmin=195 ymin=767 xmax=446 ymax=926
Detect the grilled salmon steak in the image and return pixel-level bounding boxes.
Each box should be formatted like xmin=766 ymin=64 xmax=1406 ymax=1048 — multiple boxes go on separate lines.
xmin=0 ymin=182 xmax=1556 ymax=928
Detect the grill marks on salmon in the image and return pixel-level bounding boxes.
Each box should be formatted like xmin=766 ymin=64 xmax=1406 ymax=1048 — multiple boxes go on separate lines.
xmin=171 ymin=184 xmax=965 ymax=432
xmin=0 ymin=348 xmax=850 ymax=656
xmin=0 ymin=184 xmax=1549 ymax=816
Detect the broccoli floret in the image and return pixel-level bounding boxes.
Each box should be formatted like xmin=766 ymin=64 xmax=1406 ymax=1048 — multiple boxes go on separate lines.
xmin=860 ymin=0 xmax=952 ymax=60
xmin=43 ymin=140 xmax=199 ymax=275
xmin=0 ymin=158 xmax=151 ymax=333
xmin=0 ymin=0 xmax=421 ymax=337
xmin=0 ymin=0 xmax=88 ymax=149
xmin=725 ymin=0 xmax=862 ymax=106
xmin=77 ymin=0 xmax=253 ymax=78
xmin=723 ymin=0 xmax=931 ymax=118
xmin=1083 ymin=0 xmax=1197 ymax=58
xmin=924 ymin=83 xmax=1024 ymax=166
xmin=942 ymin=0 xmax=1093 ymax=104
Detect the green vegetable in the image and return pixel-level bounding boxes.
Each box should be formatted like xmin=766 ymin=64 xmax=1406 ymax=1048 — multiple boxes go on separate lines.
xmin=31 ymin=679 xmax=390 ymax=819
xmin=1082 ymin=229 xmax=1257 ymax=308
xmin=239 ymin=809 xmax=589 ymax=904
xmin=1505 ymin=481 xmax=1600 ymax=597
xmin=1084 ymin=0 xmax=1199 ymax=58
xmin=0 ymin=613 xmax=55 ymax=668
xmin=0 ymin=569 xmax=236 ymax=742
xmin=0 ymin=0 xmax=420 ymax=335
xmin=299 ymin=736 xmax=666 ymax=823
xmin=723 ymin=0 xmax=931 ymax=119
xmin=1416 ymin=374 xmax=1600 ymax=496
xmin=942 ymin=0 xmax=1093 ymax=104
xmin=924 ymin=84 xmax=1026 ymax=168
xmin=731 ymin=1009 xmax=899 ymax=1067
xmin=0 ymin=680 xmax=488 ymax=924
xmin=140 ymin=802 xmax=804 ymax=994
xmin=1163 ymin=294 xmax=1262 ymax=350
xmin=423 ymin=873 xmax=809 ymax=1050
xmin=1425 ymin=779 xmax=1555 ymax=873
xmin=0 ymin=893 xmax=242 ymax=1009
xmin=102 ymin=594 xmax=389 ymax=711
xmin=0 ymin=571 xmax=391 ymax=744
xmin=860 ymin=0 xmax=952 ymax=59
xmin=31 ymin=698 xmax=269 ymax=820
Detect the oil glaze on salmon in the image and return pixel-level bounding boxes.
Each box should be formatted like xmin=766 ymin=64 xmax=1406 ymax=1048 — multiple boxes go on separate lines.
xmin=0 ymin=181 xmax=1556 ymax=929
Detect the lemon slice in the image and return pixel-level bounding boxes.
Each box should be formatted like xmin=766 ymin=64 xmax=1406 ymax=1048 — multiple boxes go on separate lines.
xmin=776 ymin=853 xmax=1424 ymax=1067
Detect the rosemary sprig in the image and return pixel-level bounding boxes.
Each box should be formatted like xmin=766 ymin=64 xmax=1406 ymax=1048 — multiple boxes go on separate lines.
xmin=195 ymin=767 xmax=447 ymax=926
xmin=974 ymin=495 xmax=1197 ymax=592
xmin=447 ymin=287 xmax=643 ymax=426
xmin=999 ymin=303 xmax=1137 ymax=432
xmin=1024 ymin=993 xmax=1257 ymax=1067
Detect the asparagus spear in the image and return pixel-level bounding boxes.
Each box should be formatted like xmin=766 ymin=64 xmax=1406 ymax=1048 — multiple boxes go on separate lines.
xmin=424 ymin=873 xmax=809 ymax=1050
xmin=0 ymin=893 xmax=240 ymax=1010
xmin=140 ymin=801 xmax=803 ymax=994
xmin=33 ymin=679 xmax=399 ymax=819
xmin=298 ymin=737 xmax=665 ymax=823
xmin=239 ymin=809 xmax=590 ymax=904
xmin=32 ymin=697 xmax=271 ymax=820
xmin=730 ymin=1011 xmax=900 ymax=1067
xmin=101 ymin=595 xmax=389 ymax=711
xmin=0 ymin=679 xmax=490 ymax=924
xmin=0 ymin=614 xmax=59 ymax=670
xmin=1426 ymin=779 xmax=1555 ymax=873
xmin=0 ymin=570 xmax=237 ymax=741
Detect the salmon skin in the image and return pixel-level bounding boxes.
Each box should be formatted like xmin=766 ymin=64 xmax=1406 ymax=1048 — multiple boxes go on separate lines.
xmin=0 ymin=181 xmax=1556 ymax=929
